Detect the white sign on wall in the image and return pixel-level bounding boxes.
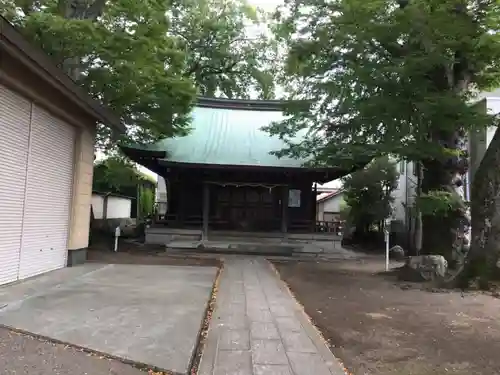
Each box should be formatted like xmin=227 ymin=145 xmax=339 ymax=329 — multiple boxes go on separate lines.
xmin=288 ymin=189 xmax=301 ymax=208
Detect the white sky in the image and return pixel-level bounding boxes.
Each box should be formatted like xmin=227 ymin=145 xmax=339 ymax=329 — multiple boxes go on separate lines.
xmin=250 ymin=0 xmax=283 ymax=11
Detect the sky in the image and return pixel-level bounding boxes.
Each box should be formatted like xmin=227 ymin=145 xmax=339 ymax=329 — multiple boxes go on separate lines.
xmin=135 ymin=0 xmax=342 ymax=188
xmin=249 ymin=0 xmax=283 ymax=11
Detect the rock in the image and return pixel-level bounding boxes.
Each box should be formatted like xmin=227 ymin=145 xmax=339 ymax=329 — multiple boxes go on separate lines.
xmin=401 ymin=255 xmax=448 ymax=281
xmin=389 ymin=245 xmax=405 ymax=260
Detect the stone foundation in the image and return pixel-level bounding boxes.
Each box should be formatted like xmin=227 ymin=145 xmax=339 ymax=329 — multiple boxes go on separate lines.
xmin=67 ymin=248 xmax=87 ymax=266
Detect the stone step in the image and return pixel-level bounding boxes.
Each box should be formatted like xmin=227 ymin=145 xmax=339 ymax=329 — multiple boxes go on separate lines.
xmin=166 ymin=240 xmax=301 ymax=256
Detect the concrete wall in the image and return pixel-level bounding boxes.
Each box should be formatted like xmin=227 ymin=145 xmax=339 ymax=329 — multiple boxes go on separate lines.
xmin=107 ymin=196 xmax=132 ymax=219
xmin=157 ymin=176 xmax=167 ymax=202
xmin=68 ymin=125 xmax=96 ymax=251
xmin=91 ymin=194 xmax=105 ymax=219
xmin=92 ymin=194 xmax=132 ymax=219
xmin=156 ymin=176 xmax=167 ymax=214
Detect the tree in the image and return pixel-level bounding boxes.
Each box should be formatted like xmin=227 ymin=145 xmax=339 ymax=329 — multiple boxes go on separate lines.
xmin=92 ymin=156 xmax=154 ymax=193
xmin=266 ymin=0 xmax=500 ymax=262
xmin=92 ymin=156 xmax=156 ymax=220
xmin=170 ymin=0 xmax=276 ymax=99
xmin=468 ymin=125 xmax=500 ymax=287
xmin=1 ymin=0 xmax=275 ymax=150
xmin=343 ymin=157 xmax=399 ymax=239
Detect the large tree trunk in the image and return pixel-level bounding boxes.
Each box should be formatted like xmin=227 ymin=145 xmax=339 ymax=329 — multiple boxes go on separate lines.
xmin=414 ymin=161 xmax=423 ymax=255
xmin=466 ymin=127 xmax=500 ymax=288
xmin=421 ymin=129 xmax=470 ymax=266
xmin=58 ymin=0 xmax=107 ymax=80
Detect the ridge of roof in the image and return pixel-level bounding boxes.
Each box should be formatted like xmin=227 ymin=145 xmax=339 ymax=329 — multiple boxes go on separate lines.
xmin=317 ymin=189 xmax=344 ymax=203
xmin=196 ymin=96 xmax=292 ymax=111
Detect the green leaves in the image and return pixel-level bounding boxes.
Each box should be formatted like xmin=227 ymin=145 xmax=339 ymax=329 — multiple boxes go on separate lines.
xmin=417 ymin=190 xmax=466 ymax=217
xmin=1 ymin=0 xmax=275 ymax=152
xmin=267 ymin=0 xmax=500 ymax=166
xmin=343 ymin=156 xmax=399 ymax=227
xmin=171 ymin=0 xmax=276 ymax=99
xmin=92 ymin=156 xmax=153 ymax=194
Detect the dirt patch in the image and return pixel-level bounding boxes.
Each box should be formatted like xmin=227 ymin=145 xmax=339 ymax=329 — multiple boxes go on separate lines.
xmin=0 ymin=327 xmax=146 ymax=375
xmin=87 ymin=239 xmax=222 ymax=268
xmin=272 ymin=257 xmax=500 ymax=375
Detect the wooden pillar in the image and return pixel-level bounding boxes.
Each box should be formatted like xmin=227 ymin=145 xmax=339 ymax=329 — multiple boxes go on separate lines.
xmin=102 ymin=194 xmax=109 ymax=220
xmin=312 ymin=183 xmax=318 ymax=232
xmin=202 ymin=182 xmax=210 ymax=240
xmin=281 ymin=185 xmax=289 ymax=234
xmin=179 ymin=184 xmax=185 ymax=226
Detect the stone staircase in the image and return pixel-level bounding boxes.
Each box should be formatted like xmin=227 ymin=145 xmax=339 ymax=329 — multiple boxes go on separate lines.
xmin=145 ymin=227 xmax=351 ymax=257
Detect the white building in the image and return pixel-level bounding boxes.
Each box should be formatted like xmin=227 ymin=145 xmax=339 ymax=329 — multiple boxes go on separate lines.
xmin=316 ymin=190 xmax=344 ymax=222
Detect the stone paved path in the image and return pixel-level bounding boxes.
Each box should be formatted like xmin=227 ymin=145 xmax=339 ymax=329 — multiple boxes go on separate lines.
xmin=199 ymin=257 xmax=347 ymax=375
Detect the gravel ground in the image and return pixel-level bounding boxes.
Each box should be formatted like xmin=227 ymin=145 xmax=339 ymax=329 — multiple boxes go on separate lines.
xmin=273 ymin=258 xmax=500 ymax=375
xmin=0 ymin=328 xmax=145 ymax=375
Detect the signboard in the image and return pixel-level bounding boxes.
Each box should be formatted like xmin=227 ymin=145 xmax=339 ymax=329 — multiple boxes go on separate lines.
xmin=288 ymin=189 xmax=301 ymax=208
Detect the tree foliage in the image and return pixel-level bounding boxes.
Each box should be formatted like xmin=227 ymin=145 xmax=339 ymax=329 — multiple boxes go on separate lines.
xmin=343 ymin=157 xmax=399 ymax=235
xmin=170 ymin=0 xmax=275 ymax=99
xmin=92 ymin=156 xmax=153 ymax=195
xmin=1 ymin=0 xmax=275 ymax=150
xmin=267 ymin=0 xmax=500 ymax=163
xmin=266 ymin=0 xmax=500 ymax=259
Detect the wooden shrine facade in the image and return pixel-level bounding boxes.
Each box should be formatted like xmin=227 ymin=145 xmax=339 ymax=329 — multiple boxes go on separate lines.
xmin=154 ymin=164 xmax=322 ymax=236
xmin=120 ymin=97 xmax=371 ymax=238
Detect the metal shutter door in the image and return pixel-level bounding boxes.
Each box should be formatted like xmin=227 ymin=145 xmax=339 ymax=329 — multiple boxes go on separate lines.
xmin=0 ymin=85 xmax=31 ymax=285
xmin=18 ymin=105 xmax=75 ymax=280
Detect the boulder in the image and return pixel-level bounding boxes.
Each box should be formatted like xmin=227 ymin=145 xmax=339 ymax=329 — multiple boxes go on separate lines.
xmin=401 ymin=255 xmax=448 ymax=281
xmin=389 ymin=245 xmax=405 ymax=260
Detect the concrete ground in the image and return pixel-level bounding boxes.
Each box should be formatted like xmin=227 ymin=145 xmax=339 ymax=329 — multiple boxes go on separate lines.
xmin=199 ymin=257 xmax=347 ymax=375
xmin=0 ymin=263 xmax=218 ymax=374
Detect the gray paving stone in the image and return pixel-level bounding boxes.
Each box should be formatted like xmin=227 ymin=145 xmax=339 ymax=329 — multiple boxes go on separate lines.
xmin=251 ymin=339 xmax=289 ymax=365
xmin=246 ymin=292 xmax=266 ymax=301
xmin=253 ymin=364 xmax=293 ymax=375
xmin=247 ymin=308 xmax=273 ymax=322
xmin=269 ymin=303 xmax=295 ymax=317
xmin=220 ymin=314 xmax=248 ymax=330
xmin=250 ymin=322 xmax=280 ymax=340
xmin=214 ymin=350 xmax=253 ymax=375
xmin=226 ymin=303 xmax=246 ymax=316
xmin=219 ymin=329 xmax=250 ymax=350
xmin=269 ymin=299 xmax=296 ymax=309
xmin=275 ymin=317 xmax=303 ymax=333
xmin=246 ymin=299 xmax=268 ymax=309
xmin=281 ymin=330 xmax=317 ymax=353
xmin=287 ymin=352 xmax=333 ymax=375
xmin=199 ymin=257 xmax=347 ymax=375
xmin=229 ymin=295 xmax=246 ymax=304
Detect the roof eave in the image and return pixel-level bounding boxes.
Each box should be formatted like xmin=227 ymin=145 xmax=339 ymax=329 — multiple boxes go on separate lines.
xmin=196 ymin=96 xmax=292 ymax=112
xmin=317 ymin=190 xmax=344 ymax=203
xmin=0 ymin=16 xmax=125 ymax=133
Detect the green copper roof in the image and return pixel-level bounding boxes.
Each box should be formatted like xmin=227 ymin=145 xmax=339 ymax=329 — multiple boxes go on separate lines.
xmin=131 ymin=104 xmax=309 ymax=168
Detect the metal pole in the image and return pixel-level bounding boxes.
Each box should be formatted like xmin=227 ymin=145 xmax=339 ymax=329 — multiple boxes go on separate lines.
xmin=385 ymin=230 xmax=390 ymax=271
xmin=114 ymin=226 xmax=121 ymax=252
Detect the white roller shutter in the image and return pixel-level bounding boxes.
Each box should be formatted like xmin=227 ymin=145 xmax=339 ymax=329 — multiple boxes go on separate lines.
xmin=0 ymin=85 xmax=31 ymax=285
xmin=18 ymin=105 xmax=75 ymax=280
